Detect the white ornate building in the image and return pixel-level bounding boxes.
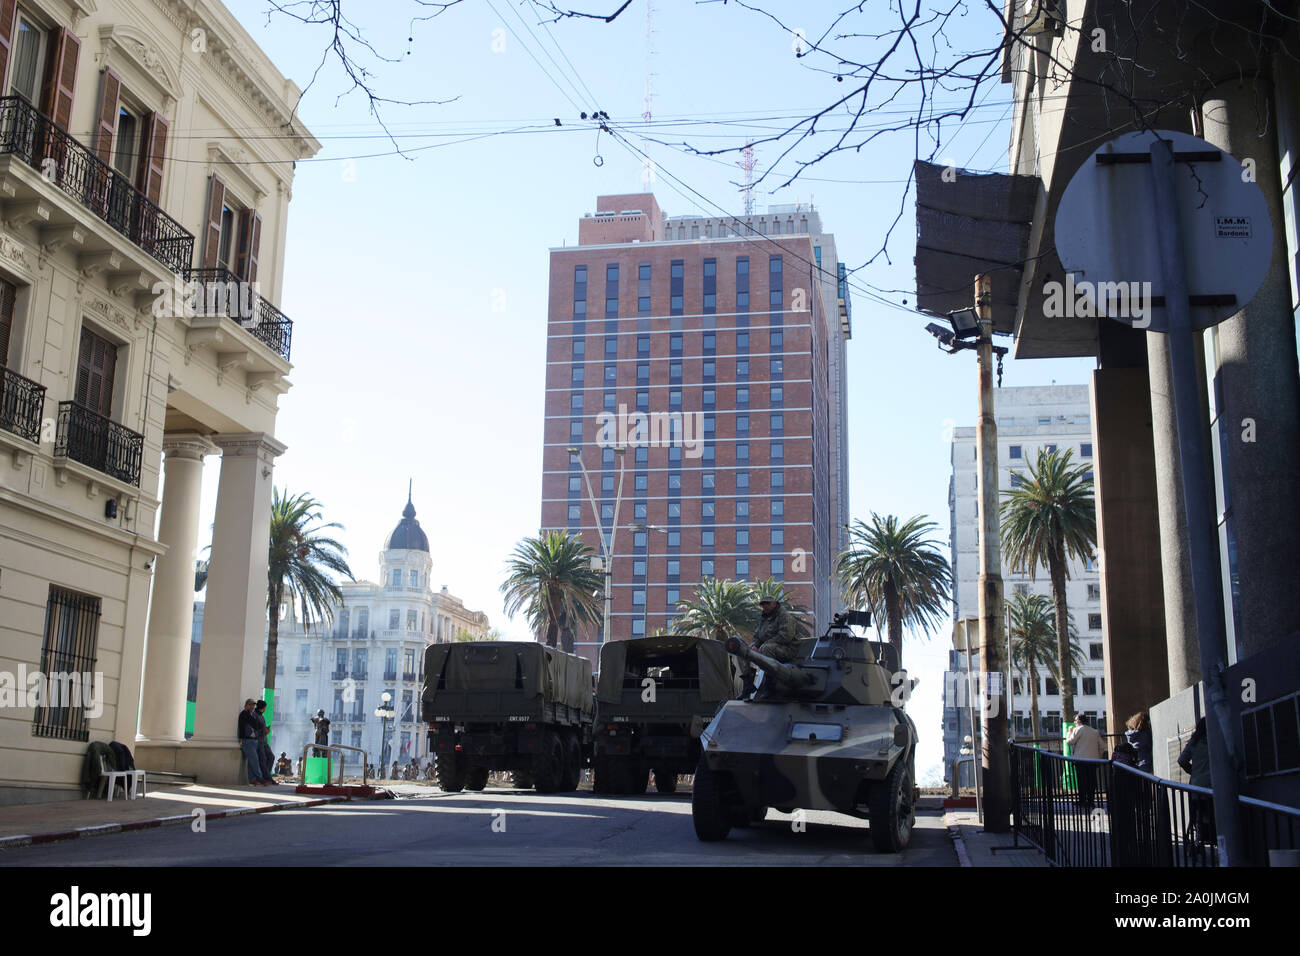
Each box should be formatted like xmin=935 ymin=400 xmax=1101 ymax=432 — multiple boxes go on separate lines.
xmin=943 ymin=385 xmax=1107 ymax=785
xmin=255 ymin=492 xmax=491 ymax=771
xmin=0 ymin=0 xmax=318 ymax=801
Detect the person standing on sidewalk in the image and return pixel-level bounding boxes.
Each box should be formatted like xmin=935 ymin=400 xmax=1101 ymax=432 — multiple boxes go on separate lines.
xmin=254 ymin=700 xmax=276 ymax=782
xmin=238 ymin=699 xmax=271 ymax=786
xmin=1067 ymin=713 xmax=1102 ymax=810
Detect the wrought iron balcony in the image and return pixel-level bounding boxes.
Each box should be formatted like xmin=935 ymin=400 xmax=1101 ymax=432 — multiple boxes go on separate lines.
xmin=0 ymin=365 xmax=44 ymax=444
xmin=352 ymin=670 xmax=368 ymax=681
xmin=184 ymin=266 xmax=293 ymax=362
xmin=0 ymin=96 xmax=194 ymax=274
xmin=383 ymin=670 xmax=398 ymax=682
xmin=330 ymin=670 xmax=348 ymax=680
xmin=53 ymin=401 xmax=142 ymax=486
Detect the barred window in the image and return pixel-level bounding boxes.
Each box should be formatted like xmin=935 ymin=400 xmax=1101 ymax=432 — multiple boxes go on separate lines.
xmin=33 ymin=587 xmax=102 ymax=742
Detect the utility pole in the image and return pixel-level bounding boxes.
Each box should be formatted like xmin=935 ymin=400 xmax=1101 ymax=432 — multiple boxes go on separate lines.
xmin=974 ymin=273 xmax=1010 ymax=832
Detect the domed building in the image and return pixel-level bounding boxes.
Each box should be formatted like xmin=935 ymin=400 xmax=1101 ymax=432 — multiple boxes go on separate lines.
xmin=252 ymin=490 xmax=490 ymax=771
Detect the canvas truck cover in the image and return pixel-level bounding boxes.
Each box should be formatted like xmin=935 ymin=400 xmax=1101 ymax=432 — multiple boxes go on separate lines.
xmin=423 ymin=642 xmax=592 ymax=713
xmin=596 ymin=634 xmax=736 ymax=703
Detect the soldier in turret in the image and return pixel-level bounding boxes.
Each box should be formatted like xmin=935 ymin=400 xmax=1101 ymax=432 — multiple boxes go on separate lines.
xmin=751 ymin=597 xmax=801 ymax=663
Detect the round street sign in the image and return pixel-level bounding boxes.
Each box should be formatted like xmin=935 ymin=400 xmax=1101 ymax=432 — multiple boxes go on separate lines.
xmin=1053 ymin=129 xmax=1274 ymax=332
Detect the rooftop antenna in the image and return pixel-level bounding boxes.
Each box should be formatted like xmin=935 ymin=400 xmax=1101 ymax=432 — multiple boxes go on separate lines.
xmin=640 ymin=0 xmax=655 ymax=191
xmin=738 ymin=143 xmax=756 ymax=216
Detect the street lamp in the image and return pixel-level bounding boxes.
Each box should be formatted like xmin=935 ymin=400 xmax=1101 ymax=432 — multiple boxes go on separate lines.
xmin=924 ymin=275 xmax=1010 ymax=834
xmin=631 ymin=523 xmax=669 ymax=637
xmin=373 ymin=691 xmax=395 ymax=776
xmin=568 ymin=444 xmax=628 ymax=653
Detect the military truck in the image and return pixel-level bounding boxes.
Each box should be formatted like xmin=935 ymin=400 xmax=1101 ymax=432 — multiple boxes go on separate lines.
xmin=423 ymin=642 xmax=593 ymax=793
xmin=592 ymin=634 xmax=741 ymax=795
xmin=691 ymin=611 xmax=921 ymax=852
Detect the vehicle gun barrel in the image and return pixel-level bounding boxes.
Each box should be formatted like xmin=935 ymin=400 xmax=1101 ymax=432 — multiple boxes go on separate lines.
xmin=724 ymin=636 xmax=815 ymax=688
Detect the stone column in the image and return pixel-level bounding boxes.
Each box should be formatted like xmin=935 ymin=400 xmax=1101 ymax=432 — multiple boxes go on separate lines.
xmin=1200 ymin=80 xmax=1300 ymax=661
xmin=190 ymin=432 xmax=286 ymax=758
xmin=138 ymin=433 xmax=216 ymax=743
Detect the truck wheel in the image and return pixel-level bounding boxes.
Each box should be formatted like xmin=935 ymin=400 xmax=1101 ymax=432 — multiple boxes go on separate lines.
xmin=436 ymin=755 xmax=466 ymax=793
xmin=654 ymin=768 xmax=678 ymax=794
xmin=511 ymin=770 xmax=535 ymax=790
xmin=592 ymin=756 xmax=611 ymax=794
xmin=629 ymin=760 xmax=649 ymax=795
xmin=533 ymin=732 xmax=565 ymax=793
xmin=869 ymin=758 xmax=915 ymax=853
xmin=691 ymin=756 xmax=732 ymax=842
xmin=562 ymin=734 xmax=582 ymax=792
xmin=464 ymin=766 xmax=489 ymax=792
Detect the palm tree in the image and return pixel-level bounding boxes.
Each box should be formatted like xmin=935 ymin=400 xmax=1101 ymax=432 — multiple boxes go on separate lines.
xmin=835 ymin=514 xmax=952 ymax=670
xmin=1000 ymin=447 xmax=1097 ymax=724
xmin=1007 ymin=593 xmax=1086 ymax=740
xmin=670 ymin=578 xmax=759 ymax=642
xmin=266 ymin=488 xmax=354 ymax=696
xmin=500 ymin=531 xmax=603 ymax=652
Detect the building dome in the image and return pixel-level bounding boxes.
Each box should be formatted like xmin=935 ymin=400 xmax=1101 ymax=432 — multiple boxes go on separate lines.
xmin=385 ymin=490 xmax=430 ymax=553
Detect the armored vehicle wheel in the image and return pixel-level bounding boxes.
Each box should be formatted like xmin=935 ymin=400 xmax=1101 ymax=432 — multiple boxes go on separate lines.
xmin=691 ymin=757 xmax=732 ymax=842
xmin=464 ymin=766 xmax=489 ymax=792
xmin=592 ymin=756 xmax=611 ymax=794
xmin=654 ymin=768 xmax=678 ymax=794
xmin=511 ymin=770 xmax=535 ymax=790
xmin=869 ymin=758 xmax=915 ymax=853
xmin=436 ymin=755 xmax=466 ymax=793
xmin=561 ymin=734 xmax=582 ymax=792
xmin=533 ymin=731 xmax=566 ymax=793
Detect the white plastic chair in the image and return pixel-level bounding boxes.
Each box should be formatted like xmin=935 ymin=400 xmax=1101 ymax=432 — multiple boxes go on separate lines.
xmin=97 ymin=756 xmax=146 ymax=800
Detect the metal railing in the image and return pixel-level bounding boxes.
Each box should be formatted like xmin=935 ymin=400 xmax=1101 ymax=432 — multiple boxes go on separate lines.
xmin=1012 ymin=742 xmax=1300 ymax=867
xmin=0 ymin=365 xmax=45 ymax=443
xmin=53 ymin=401 xmax=143 ymax=486
xmin=184 ymin=266 xmax=293 ymax=362
xmin=0 ymin=96 xmax=194 ymax=274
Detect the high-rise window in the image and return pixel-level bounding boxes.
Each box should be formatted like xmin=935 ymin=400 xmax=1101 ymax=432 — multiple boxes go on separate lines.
xmin=670 ymin=260 xmax=684 ymax=315
xmin=736 ymin=257 xmax=750 ymax=310
xmin=703 ymin=258 xmax=716 ymax=314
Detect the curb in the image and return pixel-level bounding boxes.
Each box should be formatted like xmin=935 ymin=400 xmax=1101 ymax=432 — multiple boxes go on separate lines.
xmin=945 ymin=816 xmax=973 ymax=867
xmin=0 ymin=796 xmax=345 ymax=852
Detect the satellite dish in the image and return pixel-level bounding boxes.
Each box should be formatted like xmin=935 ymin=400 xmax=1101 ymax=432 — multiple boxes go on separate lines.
xmin=1053 ymin=129 xmax=1274 ymax=332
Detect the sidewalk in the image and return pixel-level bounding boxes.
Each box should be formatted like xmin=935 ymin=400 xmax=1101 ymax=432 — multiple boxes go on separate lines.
xmin=0 ymin=782 xmax=344 ymax=850
xmin=944 ymin=809 xmax=1049 ymax=867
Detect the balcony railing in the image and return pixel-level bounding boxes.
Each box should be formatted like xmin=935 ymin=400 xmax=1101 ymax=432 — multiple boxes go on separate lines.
xmin=330 ymin=670 xmax=348 ymax=680
xmin=0 ymin=365 xmax=45 ymax=443
xmin=383 ymin=670 xmax=398 ymax=682
xmin=185 ymin=266 xmax=293 ymax=362
xmin=53 ymin=401 xmax=142 ymax=486
xmin=0 ymin=96 xmax=194 ymax=274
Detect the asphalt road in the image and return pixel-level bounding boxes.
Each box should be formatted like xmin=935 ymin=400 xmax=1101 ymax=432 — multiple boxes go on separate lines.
xmin=1 ymin=786 xmax=956 ymax=866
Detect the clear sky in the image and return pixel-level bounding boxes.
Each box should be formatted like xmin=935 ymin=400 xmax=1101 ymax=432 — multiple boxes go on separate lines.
xmin=193 ymin=0 xmax=1096 ymax=784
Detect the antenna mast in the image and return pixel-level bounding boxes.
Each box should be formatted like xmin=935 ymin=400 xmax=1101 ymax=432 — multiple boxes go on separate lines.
xmin=641 ymin=0 xmax=654 ymax=189
xmin=738 ymin=143 xmax=756 ymax=216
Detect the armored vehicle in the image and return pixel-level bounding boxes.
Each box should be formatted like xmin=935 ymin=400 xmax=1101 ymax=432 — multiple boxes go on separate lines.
xmin=691 ymin=611 xmax=920 ymax=852
xmin=593 ymin=634 xmax=741 ymax=795
xmin=423 ymin=642 xmax=593 ymax=793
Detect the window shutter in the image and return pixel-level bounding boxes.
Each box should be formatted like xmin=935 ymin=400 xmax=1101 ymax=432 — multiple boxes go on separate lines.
xmin=0 ymin=279 xmax=15 ymax=364
xmin=139 ymin=112 xmax=168 ymax=203
xmin=236 ymin=209 xmax=262 ymax=282
xmin=203 ymin=174 xmax=226 ymax=268
xmin=76 ymin=327 xmax=116 ymax=418
xmin=0 ymin=0 xmax=17 ymax=95
xmin=93 ymin=68 xmax=120 ymax=164
xmin=40 ymin=28 xmax=79 ymax=130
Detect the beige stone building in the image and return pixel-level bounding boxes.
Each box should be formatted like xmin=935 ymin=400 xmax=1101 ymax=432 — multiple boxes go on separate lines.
xmin=0 ymin=0 xmax=318 ymax=803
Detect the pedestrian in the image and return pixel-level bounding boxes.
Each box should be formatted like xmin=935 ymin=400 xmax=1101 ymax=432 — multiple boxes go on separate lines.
xmin=275 ymin=752 xmax=293 ymax=775
xmin=238 ymin=698 xmax=271 ymax=786
xmin=1178 ymin=717 xmax=1215 ymax=847
xmin=1067 ymin=712 xmax=1102 ymax=810
xmin=254 ymin=700 xmax=276 ymax=783
xmin=1125 ymin=710 xmax=1154 ymax=772
xmin=311 ymin=709 xmax=330 ymax=758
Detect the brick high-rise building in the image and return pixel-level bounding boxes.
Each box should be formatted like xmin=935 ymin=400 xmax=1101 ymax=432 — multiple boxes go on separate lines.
xmin=540 ymin=193 xmax=852 ymax=665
